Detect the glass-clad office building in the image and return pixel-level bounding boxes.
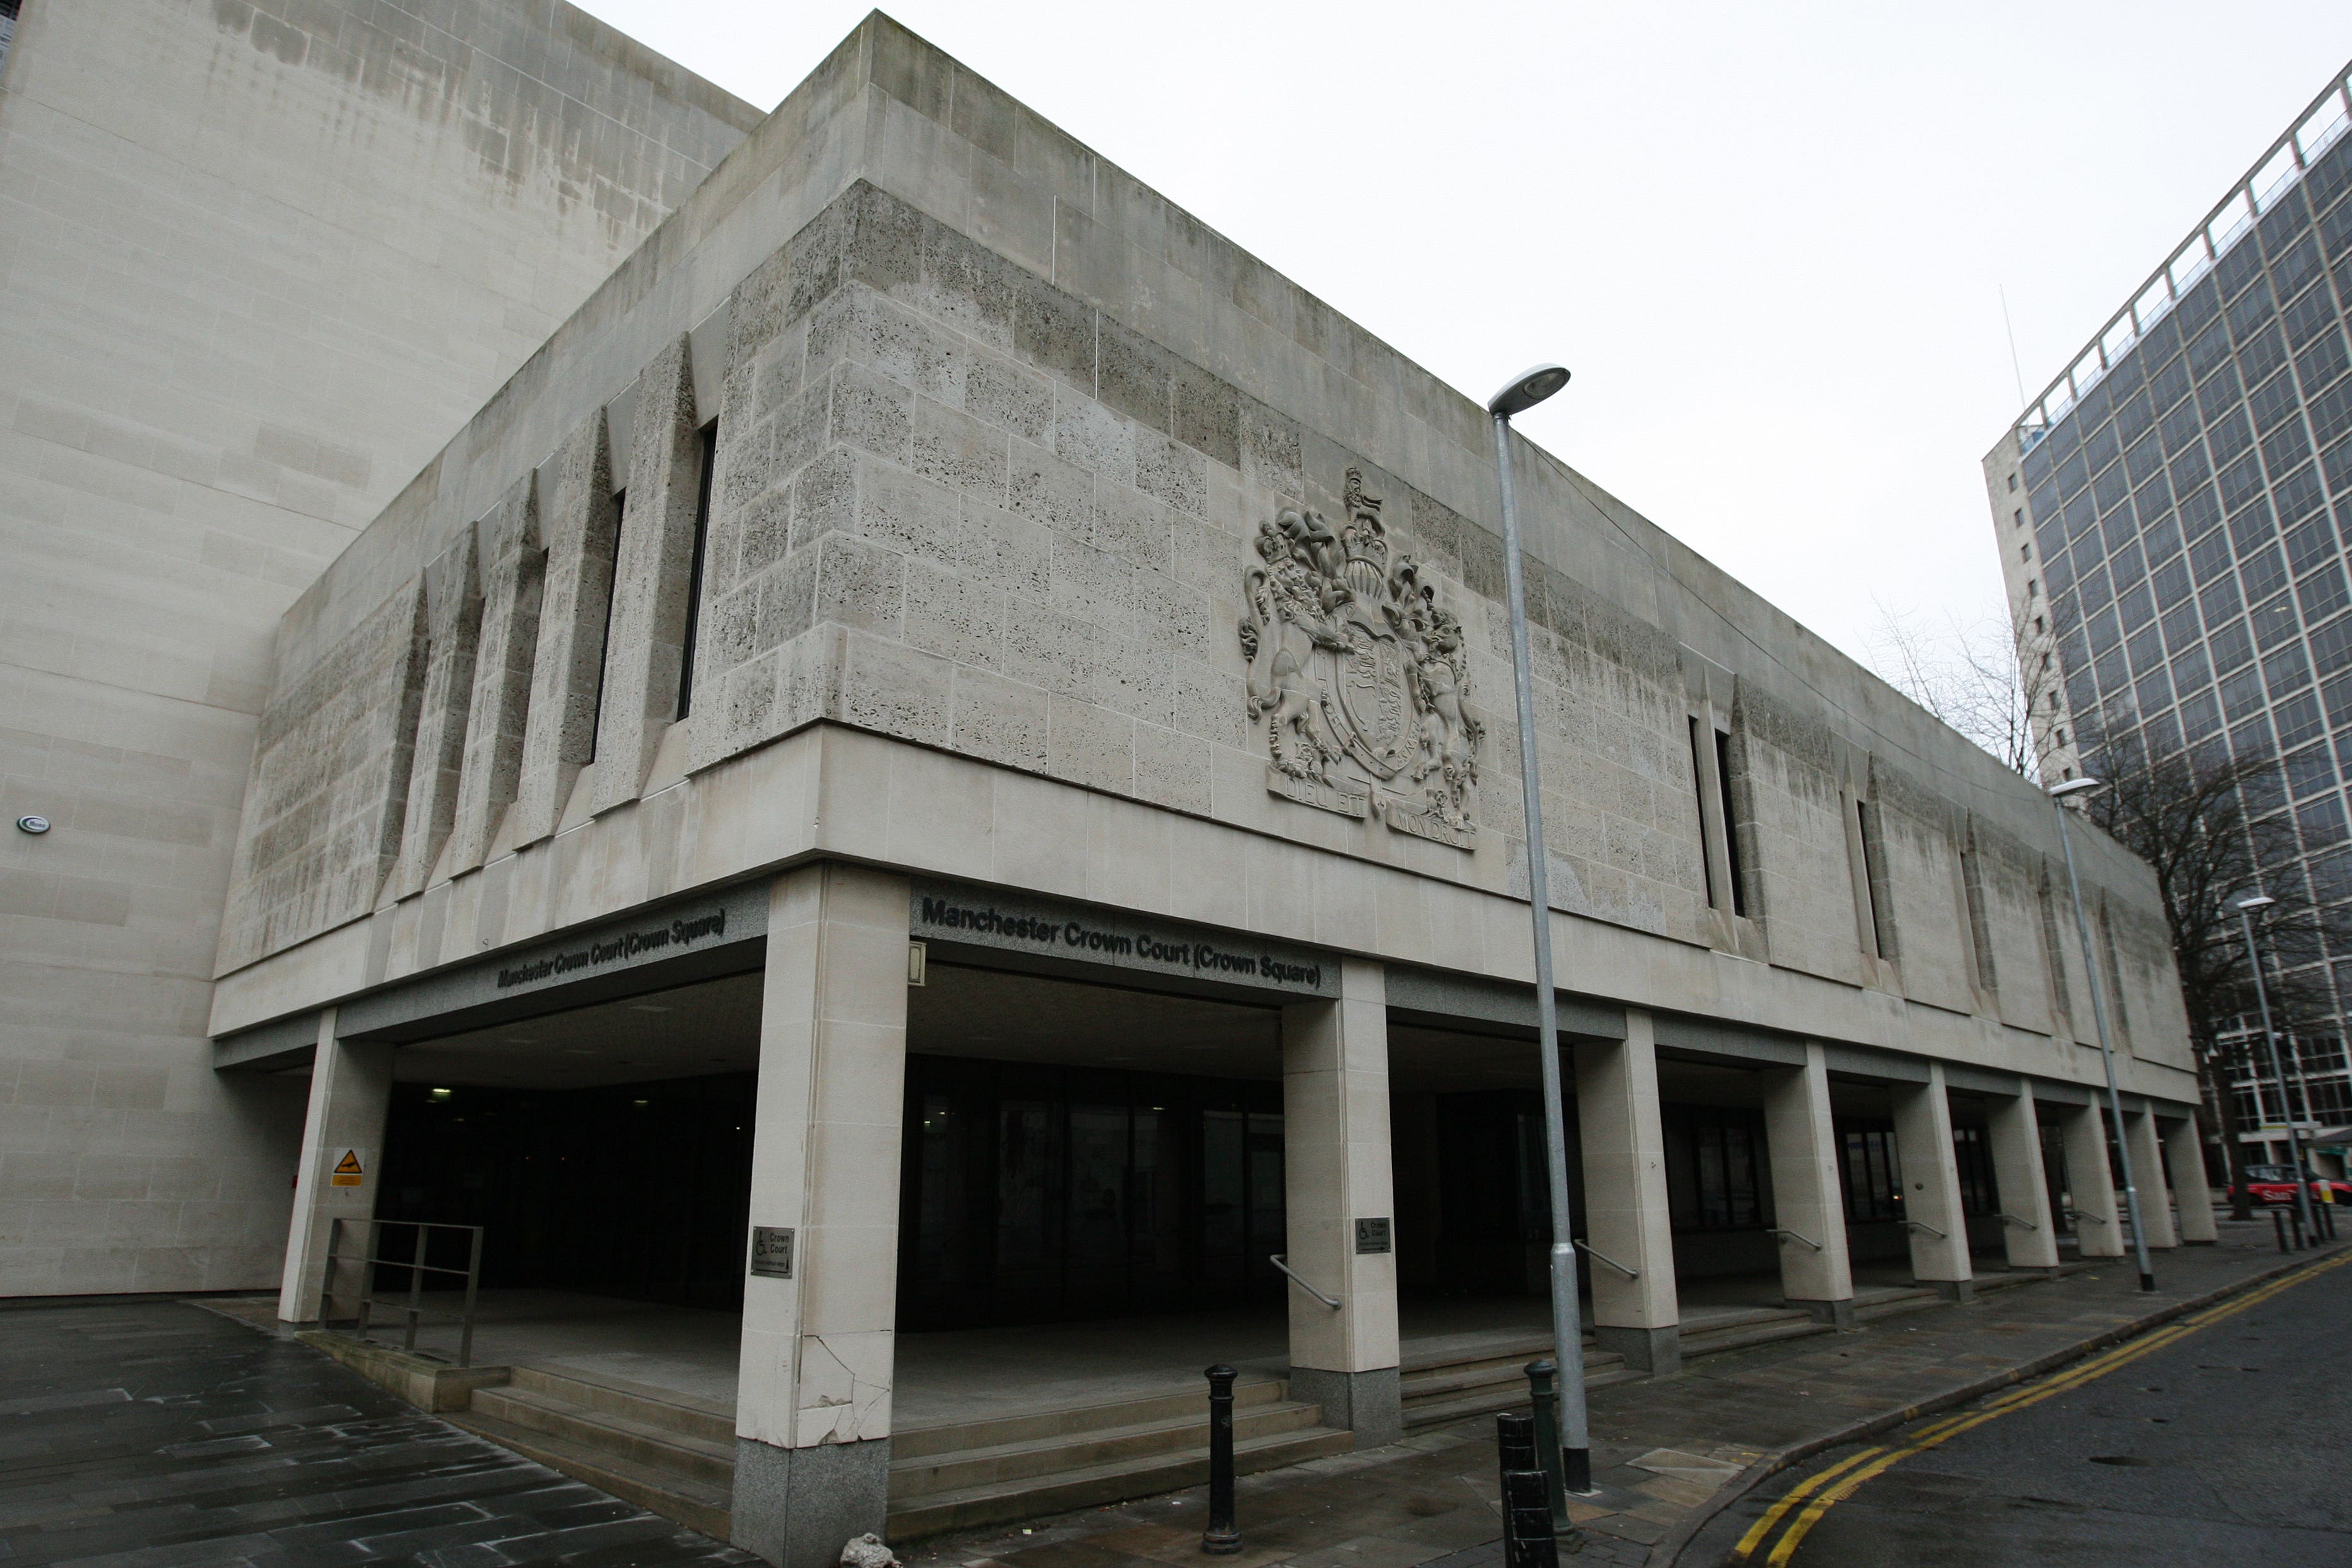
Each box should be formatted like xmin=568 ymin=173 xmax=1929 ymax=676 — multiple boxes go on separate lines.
xmin=1985 ymin=64 xmax=2352 ymax=1157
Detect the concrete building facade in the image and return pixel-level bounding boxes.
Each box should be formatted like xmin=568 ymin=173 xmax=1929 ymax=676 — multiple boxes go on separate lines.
xmin=0 ymin=0 xmax=760 ymax=1294
xmin=167 ymin=15 xmax=2222 ymax=1562
xmin=1983 ymin=63 xmax=2352 ymax=1167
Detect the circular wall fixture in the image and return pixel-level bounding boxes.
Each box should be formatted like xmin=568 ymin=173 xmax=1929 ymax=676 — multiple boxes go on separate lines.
xmin=16 ymin=815 xmax=51 ymax=835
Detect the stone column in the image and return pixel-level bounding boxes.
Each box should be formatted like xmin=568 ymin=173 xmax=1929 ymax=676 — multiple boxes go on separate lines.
xmin=1889 ymin=1064 xmax=1973 ymax=1300
xmin=1983 ymin=1086 xmax=2060 ymax=1273
xmin=1575 ymin=1010 xmax=1680 ymax=1372
xmin=2163 ymin=1116 xmax=2219 ymax=1244
xmin=1280 ymin=960 xmax=1402 ymax=1445
xmin=1761 ymin=1043 xmax=1854 ymax=1326
xmin=2125 ymin=1107 xmax=2178 ymax=1249
xmin=2054 ymin=1100 xmax=2124 ymax=1258
xmin=733 ymin=864 xmax=909 ymax=1568
xmin=277 ymin=1010 xmax=394 ymax=1324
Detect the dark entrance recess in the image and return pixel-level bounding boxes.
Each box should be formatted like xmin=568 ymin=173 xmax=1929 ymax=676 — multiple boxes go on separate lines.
xmin=1430 ymin=1090 xmax=1564 ymax=1297
xmin=376 ymin=1074 xmax=755 ymax=1310
xmin=898 ymin=1054 xmax=1287 ymax=1329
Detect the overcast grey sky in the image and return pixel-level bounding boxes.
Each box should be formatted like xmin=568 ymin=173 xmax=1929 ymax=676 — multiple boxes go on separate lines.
xmin=577 ymin=1 xmax=2352 ymax=666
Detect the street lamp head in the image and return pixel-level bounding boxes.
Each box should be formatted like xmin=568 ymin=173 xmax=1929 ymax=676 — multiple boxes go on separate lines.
xmin=1487 ymin=364 xmax=1571 ymax=419
xmin=2047 ymin=775 xmax=2104 ymax=800
xmin=2237 ymin=895 xmax=2278 ymax=912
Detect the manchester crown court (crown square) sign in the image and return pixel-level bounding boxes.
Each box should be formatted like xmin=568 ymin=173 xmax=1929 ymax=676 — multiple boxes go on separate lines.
xmin=1239 ymin=469 xmax=1482 ymax=849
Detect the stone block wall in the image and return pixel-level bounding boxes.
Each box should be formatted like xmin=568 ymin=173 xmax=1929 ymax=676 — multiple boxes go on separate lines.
xmin=206 ymin=15 xmax=2198 ymax=1108
xmin=0 ymin=0 xmax=758 ymax=1296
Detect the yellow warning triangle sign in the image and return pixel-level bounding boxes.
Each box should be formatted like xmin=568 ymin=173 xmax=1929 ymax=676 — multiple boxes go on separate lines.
xmin=330 ymin=1150 xmax=364 ymax=1186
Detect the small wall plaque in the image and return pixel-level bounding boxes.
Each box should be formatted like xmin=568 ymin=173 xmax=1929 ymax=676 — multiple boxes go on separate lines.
xmin=749 ymin=1225 xmax=796 ymax=1278
xmin=1354 ymin=1217 xmax=1393 ymax=1254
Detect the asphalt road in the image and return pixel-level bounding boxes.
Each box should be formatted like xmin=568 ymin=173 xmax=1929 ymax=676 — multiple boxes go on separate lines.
xmin=1705 ymin=1251 xmax=2352 ymax=1568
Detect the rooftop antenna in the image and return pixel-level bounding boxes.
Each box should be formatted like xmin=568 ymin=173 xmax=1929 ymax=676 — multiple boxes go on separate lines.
xmin=1999 ymin=285 xmax=2029 ymax=409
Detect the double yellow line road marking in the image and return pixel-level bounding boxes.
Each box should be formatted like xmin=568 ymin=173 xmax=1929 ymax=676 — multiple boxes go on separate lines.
xmin=1727 ymin=1252 xmax=2352 ymax=1567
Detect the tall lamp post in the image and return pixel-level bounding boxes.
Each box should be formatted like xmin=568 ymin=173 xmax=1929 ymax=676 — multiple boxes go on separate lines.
xmin=2234 ymin=895 xmax=2319 ymax=1240
xmin=2047 ymin=776 xmax=2157 ymax=1292
xmin=1486 ymin=364 xmax=1592 ymax=1495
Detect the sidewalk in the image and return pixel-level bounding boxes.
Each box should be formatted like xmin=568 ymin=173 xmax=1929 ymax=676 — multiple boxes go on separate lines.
xmin=904 ymin=1220 xmax=2337 ymax=1568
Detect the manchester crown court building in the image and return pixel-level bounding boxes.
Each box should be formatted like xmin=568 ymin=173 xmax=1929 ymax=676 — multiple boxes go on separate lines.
xmin=2 ymin=5 xmax=2218 ymax=1564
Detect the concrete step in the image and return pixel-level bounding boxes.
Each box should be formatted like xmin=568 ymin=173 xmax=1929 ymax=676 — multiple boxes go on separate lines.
xmin=1400 ymin=1350 xmax=1626 ymax=1408
xmin=1403 ymin=1365 xmax=1647 ymax=1431
xmin=892 ymin=1375 xmax=1285 ymax=1460
xmin=1678 ymin=1312 xmax=1828 ymax=1356
xmin=451 ymin=1408 xmax=733 ymax=1540
xmin=890 ymin=1398 xmax=1327 ymax=1499
xmin=1852 ymin=1288 xmax=1940 ymax=1321
xmin=885 ymin=1422 xmax=1354 ymax=1541
xmin=470 ymin=1383 xmax=735 ymax=1488
xmin=507 ymin=1364 xmax=735 ymax=1445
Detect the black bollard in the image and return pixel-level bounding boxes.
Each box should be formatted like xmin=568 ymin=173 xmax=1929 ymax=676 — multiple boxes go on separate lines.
xmin=1496 ymin=1413 xmax=1536 ymax=1554
xmin=2275 ymin=1210 xmax=2290 ymax=1253
xmin=1523 ymin=1359 xmax=1568 ymax=1536
xmin=1202 ymin=1365 xmax=1241 ymax=1555
xmin=1502 ymin=1468 xmax=1559 ymax=1568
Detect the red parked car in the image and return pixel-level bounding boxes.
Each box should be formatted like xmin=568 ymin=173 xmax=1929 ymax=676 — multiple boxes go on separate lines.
xmin=2235 ymin=1162 xmax=2352 ymax=1206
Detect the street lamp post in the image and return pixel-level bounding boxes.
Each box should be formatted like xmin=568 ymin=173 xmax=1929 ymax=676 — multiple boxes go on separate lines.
xmin=1486 ymin=363 xmax=1592 ymax=1497
xmin=2235 ymin=895 xmax=2319 ymax=1241
xmin=2047 ymin=776 xmax=2157 ymax=1292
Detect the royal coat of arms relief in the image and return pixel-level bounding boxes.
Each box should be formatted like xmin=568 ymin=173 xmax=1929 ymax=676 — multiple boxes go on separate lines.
xmin=1239 ymin=469 xmax=1482 ymax=847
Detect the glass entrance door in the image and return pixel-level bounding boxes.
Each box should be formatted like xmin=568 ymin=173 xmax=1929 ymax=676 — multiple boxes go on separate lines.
xmin=899 ymin=1056 xmax=1286 ymax=1329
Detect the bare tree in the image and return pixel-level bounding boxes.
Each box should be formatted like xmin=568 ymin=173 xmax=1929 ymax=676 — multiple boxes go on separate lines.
xmin=1869 ymin=606 xmax=2346 ymax=1214
xmin=1866 ymin=604 xmax=2042 ymax=777
xmin=2077 ymin=727 xmax=2346 ymax=1217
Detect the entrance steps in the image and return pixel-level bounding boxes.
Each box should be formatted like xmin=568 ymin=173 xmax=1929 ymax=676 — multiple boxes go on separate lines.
xmin=1400 ymin=1336 xmax=1636 ymax=1430
xmin=446 ymin=1367 xmax=1349 ymax=1546
xmin=449 ymin=1366 xmax=735 ymax=1539
xmin=885 ymin=1374 xmax=1350 ymax=1540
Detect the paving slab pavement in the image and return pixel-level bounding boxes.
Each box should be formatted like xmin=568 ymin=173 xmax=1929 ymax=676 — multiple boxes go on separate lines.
xmin=905 ymin=1220 xmax=2339 ymax=1568
xmin=1 ymin=1222 xmax=2327 ymax=1567
xmin=0 ymin=1296 xmax=757 ymax=1567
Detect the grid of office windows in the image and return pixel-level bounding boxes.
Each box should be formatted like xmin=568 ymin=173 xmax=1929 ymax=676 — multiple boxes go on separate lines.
xmin=2016 ymin=98 xmax=2352 ymax=1133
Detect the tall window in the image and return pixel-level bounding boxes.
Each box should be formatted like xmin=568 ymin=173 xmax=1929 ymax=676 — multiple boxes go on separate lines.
xmin=585 ymin=490 xmax=625 ymax=763
xmin=1837 ymin=1123 xmax=1901 ymax=1222
xmin=675 ymin=421 xmax=718 ymax=719
xmin=1715 ymin=729 xmax=1749 ymax=917
xmin=1855 ymin=797 xmax=1896 ymax=958
xmin=1951 ymin=1126 xmax=2000 ymax=1217
xmin=1664 ymin=1104 xmax=1768 ymax=1231
xmin=1688 ymin=719 xmax=1718 ymax=910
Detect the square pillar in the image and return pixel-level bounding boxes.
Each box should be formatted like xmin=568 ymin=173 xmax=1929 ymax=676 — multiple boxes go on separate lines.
xmin=1575 ymin=1009 xmax=1679 ymax=1372
xmin=1983 ymin=1087 xmax=2060 ymax=1273
xmin=733 ymin=865 xmax=909 ymax=1568
xmin=1280 ymin=960 xmax=1401 ymax=1445
xmin=277 ymin=1010 xmax=394 ymax=1324
xmin=1761 ymin=1043 xmax=1854 ymax=1326
xmin=2054 ymin=1100 xmax=2124 ymax=1258
xmin=1889 ymin=1064 xmax=1973 ymax=1300
xmin=2163 ymin=1117 xmax=2219 ymax=1243
xmin=2125 ymin=1107 xmax=2178 ymax=1249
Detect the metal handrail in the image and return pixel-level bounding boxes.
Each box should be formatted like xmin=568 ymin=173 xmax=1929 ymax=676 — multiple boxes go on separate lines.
xmin=324 ymin=1218 xmax=486 ymax=1366
xmin=1575 ymin=1239 xmax=1640 ymax=1279
xmin=1901 ymin=1219 xmax=1947 ymax=1239
xmin=1268 ymin=1254 xmax=1340 ymax=1310
xmin=1997 ymin=1213 xmax=2042 ymax=1231
xmin=1767 ymin=1228 xmax=1823 ymax=1252
xmin=2064 ymin=1208 xmax=2112 ymax=1226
